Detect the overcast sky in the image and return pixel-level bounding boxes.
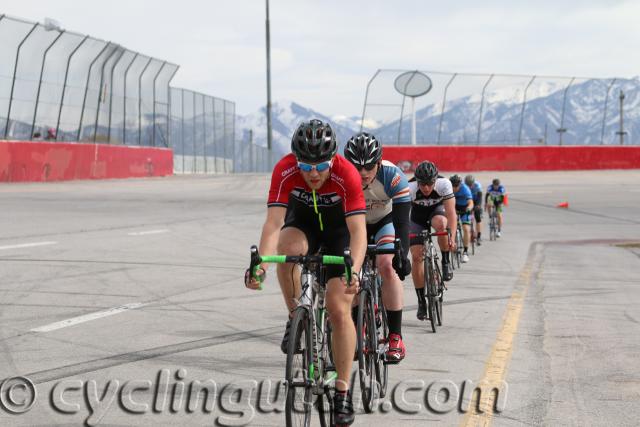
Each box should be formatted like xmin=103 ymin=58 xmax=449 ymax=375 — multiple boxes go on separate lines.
xmin=4 ymin=0 xmax=640 ymax=116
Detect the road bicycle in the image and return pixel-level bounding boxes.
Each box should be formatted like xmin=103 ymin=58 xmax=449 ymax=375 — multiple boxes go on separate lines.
xmin=415 ymin=224 xmax=450 ymax=333
xmin=356 ymin=238 xmax=403 ymax=413
xmin=248 ymin=246 xmax=353 ymax=427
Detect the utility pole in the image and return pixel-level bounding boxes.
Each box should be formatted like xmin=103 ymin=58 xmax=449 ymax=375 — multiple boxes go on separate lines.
xmin=265 ymin=0 xmax=273 ymax=158
xmin=616 ymin=90 xmax=626 ymax=145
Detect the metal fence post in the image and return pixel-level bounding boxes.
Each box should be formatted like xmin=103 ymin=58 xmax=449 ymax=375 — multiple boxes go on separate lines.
xmin=5 ymin=23 xmax=38 ymax=139
xmin=151 ymin=61 xmax=167 ymax=147
xmin=600 ymin=78 xmax=617 ymax=145
xmin=77 ymin=42 xmax=112 ymax=141
xmin=517 ymin=76 xmax=536 ymax=145
xmin=223 ymin=101 xmax=228 ymax=173
xmin=137 ymin=58 xmax=153 ymax=145
xmin=212 ymin=98 xmax=217 ymax=173
xmin=55 ymin=35 xmax=89 ymax=141
xmin=30 ymin=30 xmax=65 ymax=139
xmin=104 ymin=49 xmax=128 ymax=144
xmin=360 ymin=69 xmax=380 ymax=132
xmin=202 ymin=95 xmax=207 ymax=173
xmin=437 ymin=73 xmax=457 ymax=145
xmin=557 ymin=77 xmax=575 ymax=145
xmin=166 ymin=67 xmax=179 ymax=150
xmin=192 ymin=91 xmax=196 ymax=173
xmin=477 ymin=74 xmax=494 ymax=144
xmin=93 ymin=46 xmax=123 ymax=143
xmin=181 ymin=88 xmax=185 ymax=173
xmin=122 ymin=53 xmax=139 ymax=144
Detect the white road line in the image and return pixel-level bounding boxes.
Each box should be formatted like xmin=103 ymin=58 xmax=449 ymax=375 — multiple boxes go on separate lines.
xmin=508 ymin=191 xmax=553 ymax=194
xmin=127 ymin=229 xmax=170 ymax=236
xmin=0 ymin=241 xmax=58 ymax=251
xmin=31 ymin=302 xmax=147 ymax=333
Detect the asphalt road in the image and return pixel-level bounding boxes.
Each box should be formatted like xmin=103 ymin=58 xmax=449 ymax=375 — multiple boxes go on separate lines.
xmin=0 ymin=170 xmax=639 ymax=426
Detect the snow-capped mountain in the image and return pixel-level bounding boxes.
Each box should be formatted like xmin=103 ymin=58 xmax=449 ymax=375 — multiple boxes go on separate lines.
xmin=373 ymin=77 xmax=640 ymax=145
xmin=236 ymin=100 xmax=361 ymax=156
xmin=238 ymin=78 xmax=640 ymax=154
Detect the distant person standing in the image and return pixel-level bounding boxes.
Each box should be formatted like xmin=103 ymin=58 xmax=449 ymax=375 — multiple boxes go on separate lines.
xmin=45 ymin=128 xmax=57 ymax=141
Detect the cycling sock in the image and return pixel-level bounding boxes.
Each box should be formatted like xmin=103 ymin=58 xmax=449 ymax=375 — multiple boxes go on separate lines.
xmin=336 ymin=389 xmax=348 ymax=396
xmin=477 ymin=232 xmax=482 ymax=239
xmin=464 ymin=247 xmax=468 ymax=253
xmin=441 ymin=251 xmax=450 ymax=264
xmin=387 ymin=310 xmax=402 ymax=336
xmin=351 ymin=306 xmax=358 ymax=325
xmin=415 ymin=287 xmax=425 ymax=301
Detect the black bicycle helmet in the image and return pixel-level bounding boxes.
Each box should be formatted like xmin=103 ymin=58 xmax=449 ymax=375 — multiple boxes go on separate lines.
xmin=343 ymin=132 xmax=382 ymax=167
xmin=492 ymin=178 xmax=500 ymax=186
xmin=291 ymin=119 xmax=337 ymax=163
xmin=449 ymin=174 xmax=462 ymax=186
xmin=464 ymin=174 xmax=474 ymax=187
xmin=414 ymin=161 xmax=438 ymax=183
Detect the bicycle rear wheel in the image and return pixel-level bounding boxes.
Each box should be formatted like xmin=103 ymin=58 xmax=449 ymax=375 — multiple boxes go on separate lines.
xmin=376 ymin=283 xmax=389 ymax=399
xmin=286 ymin=307 xmax=314 ymax=427
xmin=433 ymin=263 xmax=443 ymax=326
xmin=424 ymin=256 xmax=437 ymax=333
xmin=357 ymin=288 xmax=377 ymax=413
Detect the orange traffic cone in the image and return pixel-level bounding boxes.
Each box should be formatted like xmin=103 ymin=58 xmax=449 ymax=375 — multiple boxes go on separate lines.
xmin=556 ymin=202 xmax=569 ymax=209
xmin=503 ymin=194 xmax=509 ymax=206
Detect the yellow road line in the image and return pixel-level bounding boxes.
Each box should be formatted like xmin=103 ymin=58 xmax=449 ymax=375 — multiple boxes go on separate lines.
xmin=460 ymin=244 xmax=540 ymax=427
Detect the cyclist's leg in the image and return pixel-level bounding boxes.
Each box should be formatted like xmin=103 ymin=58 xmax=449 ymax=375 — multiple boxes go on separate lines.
xmin=322 ymin=229 xmax=356 ymax=394
xmin=409 ymin=220 xmax=426 ymax=292
xmin=496 ymin=202 xmax=504 ymax=230
xmin=430 ymin=207 xmax=452 ymax=280
xmin=372 ymin=220 xmax=405 ymax=361
xmin=277 ymin=225 xmax=312 ymax=313
xmin=474 ymin=206 xmax=483 ymax=241
xmin=461 ymin=212 xmax=471 ymax=252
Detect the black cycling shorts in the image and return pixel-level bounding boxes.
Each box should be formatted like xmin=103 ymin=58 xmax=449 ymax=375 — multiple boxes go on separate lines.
xmin=474 ymin=205 xmax=483 ymax=223
xmin=409 ymin=204 xmax=446 ymax=246
xmin=282 ymin=220 xmax=350 ymax=281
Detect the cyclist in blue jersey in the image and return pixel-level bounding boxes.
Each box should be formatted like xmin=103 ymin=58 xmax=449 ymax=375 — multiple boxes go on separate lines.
xmin=344 ymin=132 xmax=411 ymax=363
xmin=485 ymin=178 xmax=507 ymax=237
xmin=450 ymin=174 xmax=473 ymax=263
xmin=464 ymin=175 xmax=483 ymax=245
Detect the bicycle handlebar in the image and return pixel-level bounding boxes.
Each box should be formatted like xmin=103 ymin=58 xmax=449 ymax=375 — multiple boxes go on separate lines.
xmin=248 ymin=245 xmax=353 ymax=289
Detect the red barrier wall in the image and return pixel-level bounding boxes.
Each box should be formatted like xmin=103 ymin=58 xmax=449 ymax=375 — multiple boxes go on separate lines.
xmin=383 ymin=145 xmax=640 ymax=172
xmin=0 ymin=141 xmax=173 ymax=182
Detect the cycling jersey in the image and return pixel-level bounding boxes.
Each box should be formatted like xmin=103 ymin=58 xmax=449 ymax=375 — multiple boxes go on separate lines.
xmin=268 ymin=153 xmax=365 ymax=279
xmin=469 ymin=181 xmax=483 ymax=207
xmin=454 ymin=182 xmax=473 ymax=212
xmin=268 ymin=153 xmax=366 ymax=229
xmin=363 ymin=160 xmax=410 ymax=224
xmin=486 ymin=184 xmax=506 ymax=204
xmin=409 ymin=176 xmax=454 ymax=223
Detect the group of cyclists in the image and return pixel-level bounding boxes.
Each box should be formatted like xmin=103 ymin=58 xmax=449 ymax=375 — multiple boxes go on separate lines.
xmin=244 ymin=119 xmax=507 ymax=426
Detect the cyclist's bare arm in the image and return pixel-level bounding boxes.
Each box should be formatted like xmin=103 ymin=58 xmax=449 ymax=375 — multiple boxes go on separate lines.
xmin=466 ymin=199 xmax=474 ymax=211
xmin=247 ymin=206 xmax=286 ymax=289
xmin=344 ymin=213 xmax=367 ymax=293
xmin=443 ymin=197 xmax=457 ymax=248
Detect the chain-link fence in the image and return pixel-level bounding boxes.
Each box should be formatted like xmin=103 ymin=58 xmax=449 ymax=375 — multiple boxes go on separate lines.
xmin=0 ymin=14 xmax=272 ymax=174
xmin=362 ymin=69 xmax=640 ymax=146
xmin=0 ymin=15 xmax=179 ymax=146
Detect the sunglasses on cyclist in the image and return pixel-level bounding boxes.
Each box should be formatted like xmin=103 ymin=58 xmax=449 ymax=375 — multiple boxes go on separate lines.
xmin=417 ymin=179 xmax=436 ymax=186
xmin=297 ymin=160 xmax=332 ymax=173
xmin=355 ymin=163 xmax=377 ymax=172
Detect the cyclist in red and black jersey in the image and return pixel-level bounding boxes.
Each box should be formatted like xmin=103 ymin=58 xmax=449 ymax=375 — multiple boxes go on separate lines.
xmin=245 ymin=119 xmax=366 ymax=426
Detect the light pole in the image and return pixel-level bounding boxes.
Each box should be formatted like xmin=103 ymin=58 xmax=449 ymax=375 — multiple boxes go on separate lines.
xmin=265 ymin=0 xmax=273 ymax=163
xmin=616 ymin=90 xmax=627 ymax=145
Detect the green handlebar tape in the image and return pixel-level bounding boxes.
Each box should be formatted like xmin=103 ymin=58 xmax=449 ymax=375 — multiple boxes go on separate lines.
xmin=260 ymin=255 xmax=287 ymax=263
xmin=321 ymin=255 xmax=346 ymax=265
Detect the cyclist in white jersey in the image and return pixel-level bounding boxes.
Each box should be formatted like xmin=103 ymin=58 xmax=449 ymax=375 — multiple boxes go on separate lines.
xmin=344 ymin=133 xmax=411 ymax=363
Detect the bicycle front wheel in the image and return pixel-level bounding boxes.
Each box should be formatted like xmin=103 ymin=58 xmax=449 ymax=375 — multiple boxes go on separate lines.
xmin=286 ymin=307 xmax=314 ymax=427
xmin=357 ymin=288 xmax=377 ymax=413
xmin=424 ymin=255 xmax=437 ymax=333
xmin=376 ymin=289 xmax=389 ymax=399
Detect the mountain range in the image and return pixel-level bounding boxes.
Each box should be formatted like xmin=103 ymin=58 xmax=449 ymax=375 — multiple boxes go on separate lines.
xmin=237 ymin=78 xmax=640 ymax=156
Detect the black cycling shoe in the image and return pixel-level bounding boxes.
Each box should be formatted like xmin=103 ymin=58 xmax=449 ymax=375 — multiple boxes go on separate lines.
xmin=280 ymin=318 xmax=292 ymax=354
xmin=416 ymin=298 xmax=427 ymax=320
xmin=442 ymin=262 xmax=453 ymax=281
xmin=333 ymin=392 xmax=355 ymax=426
